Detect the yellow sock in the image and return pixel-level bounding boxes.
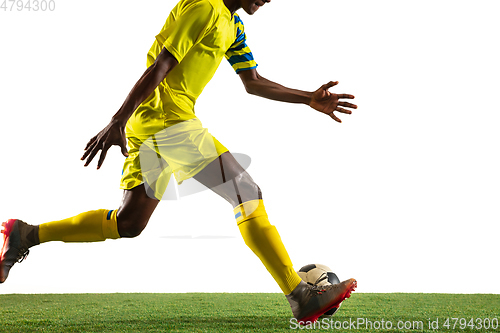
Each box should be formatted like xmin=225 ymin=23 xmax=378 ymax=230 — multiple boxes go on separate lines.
xmin=39 ymin=209 xmax=120 ymax=243
xmin=235 ymin=200 xmax=302 ymax=295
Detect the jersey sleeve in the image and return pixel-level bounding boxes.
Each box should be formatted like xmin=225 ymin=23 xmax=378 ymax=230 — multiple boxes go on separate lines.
xmin=225 ymin=15 xmax=258 ymax=74
xmin=155 ymin=0 xmax=216 ymax=63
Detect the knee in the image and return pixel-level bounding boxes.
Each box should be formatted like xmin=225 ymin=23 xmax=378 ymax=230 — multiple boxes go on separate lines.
xmin=116 ymin=213 xmax=148 ymax=238
xmin=234 ymin=172 xmax=262 ymax=204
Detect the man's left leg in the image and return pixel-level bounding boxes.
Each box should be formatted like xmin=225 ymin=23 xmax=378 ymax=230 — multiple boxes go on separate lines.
xmin=0 ymin=184 xmax=159 ymax=283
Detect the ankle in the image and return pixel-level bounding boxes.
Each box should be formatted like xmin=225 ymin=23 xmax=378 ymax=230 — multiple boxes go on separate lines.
xmin=21 ymin=222 xmax=40 ymax=248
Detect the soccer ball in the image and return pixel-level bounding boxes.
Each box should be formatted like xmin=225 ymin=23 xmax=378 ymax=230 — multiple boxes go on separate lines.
xmin=297 ymin=264 xmax=341 ymax=317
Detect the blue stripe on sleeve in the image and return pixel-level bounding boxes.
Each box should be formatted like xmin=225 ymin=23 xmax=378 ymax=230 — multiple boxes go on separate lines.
xmin=234 ymin=15 xmax=243 ymax=25
xmin=234 ymin=31 xmax=246 ymax=45
xmin=229 ymin=41 xmax=247 ymax=52
xmin=228 ymin=52 xmax=254 ymax=66
xmin=235 ymin=65 xmax=258 ymax=74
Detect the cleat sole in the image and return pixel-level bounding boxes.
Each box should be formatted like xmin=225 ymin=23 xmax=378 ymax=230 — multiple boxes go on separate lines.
xmin=299 ymin=278 xmax=357 ymax=325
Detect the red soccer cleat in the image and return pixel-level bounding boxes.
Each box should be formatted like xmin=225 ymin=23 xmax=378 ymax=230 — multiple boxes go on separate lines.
xmin=1 ymin=219 xmax=32 ymax=283
xmin=286 ymin=278 xmax=357 ymax=324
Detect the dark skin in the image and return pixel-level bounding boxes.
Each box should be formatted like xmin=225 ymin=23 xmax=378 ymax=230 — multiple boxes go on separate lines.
xmin=81 ymin=0 xmax=357 ymax=237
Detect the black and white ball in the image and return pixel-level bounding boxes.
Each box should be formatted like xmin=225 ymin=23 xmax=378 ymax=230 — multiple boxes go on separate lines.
xmin=297 ymin=264 xmax=342 ymax=317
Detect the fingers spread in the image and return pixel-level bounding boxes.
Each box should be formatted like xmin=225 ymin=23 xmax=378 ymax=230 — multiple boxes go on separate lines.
xmin=323 ymin=81 xmax=339 ymax=90
xmin=337 ymin=94 xmax=355 ymax=99
xmin=336 ymin=107 xmax=352 ymax=114
xmin=97 ymin=151 xmax=107 ymax=170
xmin=85 ymin=136 xmax=97 ymax=150
xmin=83 ymin=147 xmax=99 ymax=167
xmin=81 ymin=141 xmax=96 ymax=161
xmin=96 ymin=143 xmax=113 ymax=169
xmin=338 ymin=101 xmax=358 ymax=109
xmin=329 ymin=112 xmax=342 ymax=123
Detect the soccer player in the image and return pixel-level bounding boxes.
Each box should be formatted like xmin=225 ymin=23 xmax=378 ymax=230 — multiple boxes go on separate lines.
xmin=1 ymin=0 xmax=357 ymax=323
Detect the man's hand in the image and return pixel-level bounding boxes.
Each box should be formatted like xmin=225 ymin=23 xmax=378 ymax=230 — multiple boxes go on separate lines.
xmin=309 ymin=81 xmax=357 ymax=123
xmin=81 ymin=120 xmax=129 ymax=169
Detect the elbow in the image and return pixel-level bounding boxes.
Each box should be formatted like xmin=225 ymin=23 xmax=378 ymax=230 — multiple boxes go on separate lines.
xmin=243 ymin=80 xmax=259 ymax=96
xmin=244 ymin=83 xmax=256 ymax=95
xmin=239 ymin=69 xmax=262 ymax=95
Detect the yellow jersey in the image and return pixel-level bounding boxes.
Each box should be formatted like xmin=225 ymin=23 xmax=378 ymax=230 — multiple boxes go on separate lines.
xmin=127 ymin=0 xmax=257 ymax=137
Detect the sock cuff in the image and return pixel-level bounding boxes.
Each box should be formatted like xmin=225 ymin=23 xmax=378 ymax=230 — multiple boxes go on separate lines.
xmin=283 ymin=268 xmax=303 ymax=295
xmin=102 ymin=209 xmax=120 ymax=239
xmin=233 ymin=199 xmax=267 ymax=226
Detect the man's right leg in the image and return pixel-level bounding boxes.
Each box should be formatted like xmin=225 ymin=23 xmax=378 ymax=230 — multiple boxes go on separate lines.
xmin=0 ymin=184 xmax=159 ymax=283
xmin=193 ymin=152 xmax=357 ymax=324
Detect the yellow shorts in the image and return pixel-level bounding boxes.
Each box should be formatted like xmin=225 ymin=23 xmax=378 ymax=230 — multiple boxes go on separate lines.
xmin=120 ymin=117 xmax=228 ymax=200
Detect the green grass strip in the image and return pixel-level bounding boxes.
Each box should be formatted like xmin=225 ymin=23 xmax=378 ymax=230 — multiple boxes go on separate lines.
xmin=0 ymin=293 xmax=499 ymax=332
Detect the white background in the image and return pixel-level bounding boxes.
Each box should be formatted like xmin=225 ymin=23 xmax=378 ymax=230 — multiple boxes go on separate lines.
xmin=1 ymin=0 xmax=499 ymax=295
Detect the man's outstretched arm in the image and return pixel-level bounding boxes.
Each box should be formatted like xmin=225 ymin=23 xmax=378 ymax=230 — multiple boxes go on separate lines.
xmin=81 ymin=47 xmax=178 ymax=169
xmin=238 ymin=68 xmax=357 ymax=123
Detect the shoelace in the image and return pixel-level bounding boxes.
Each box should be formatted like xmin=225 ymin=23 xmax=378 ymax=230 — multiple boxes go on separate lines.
xmin=17 ymin=248 xmax=29 ymax=263
xmin=310 ymin=285 xmax=329 ymax=296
